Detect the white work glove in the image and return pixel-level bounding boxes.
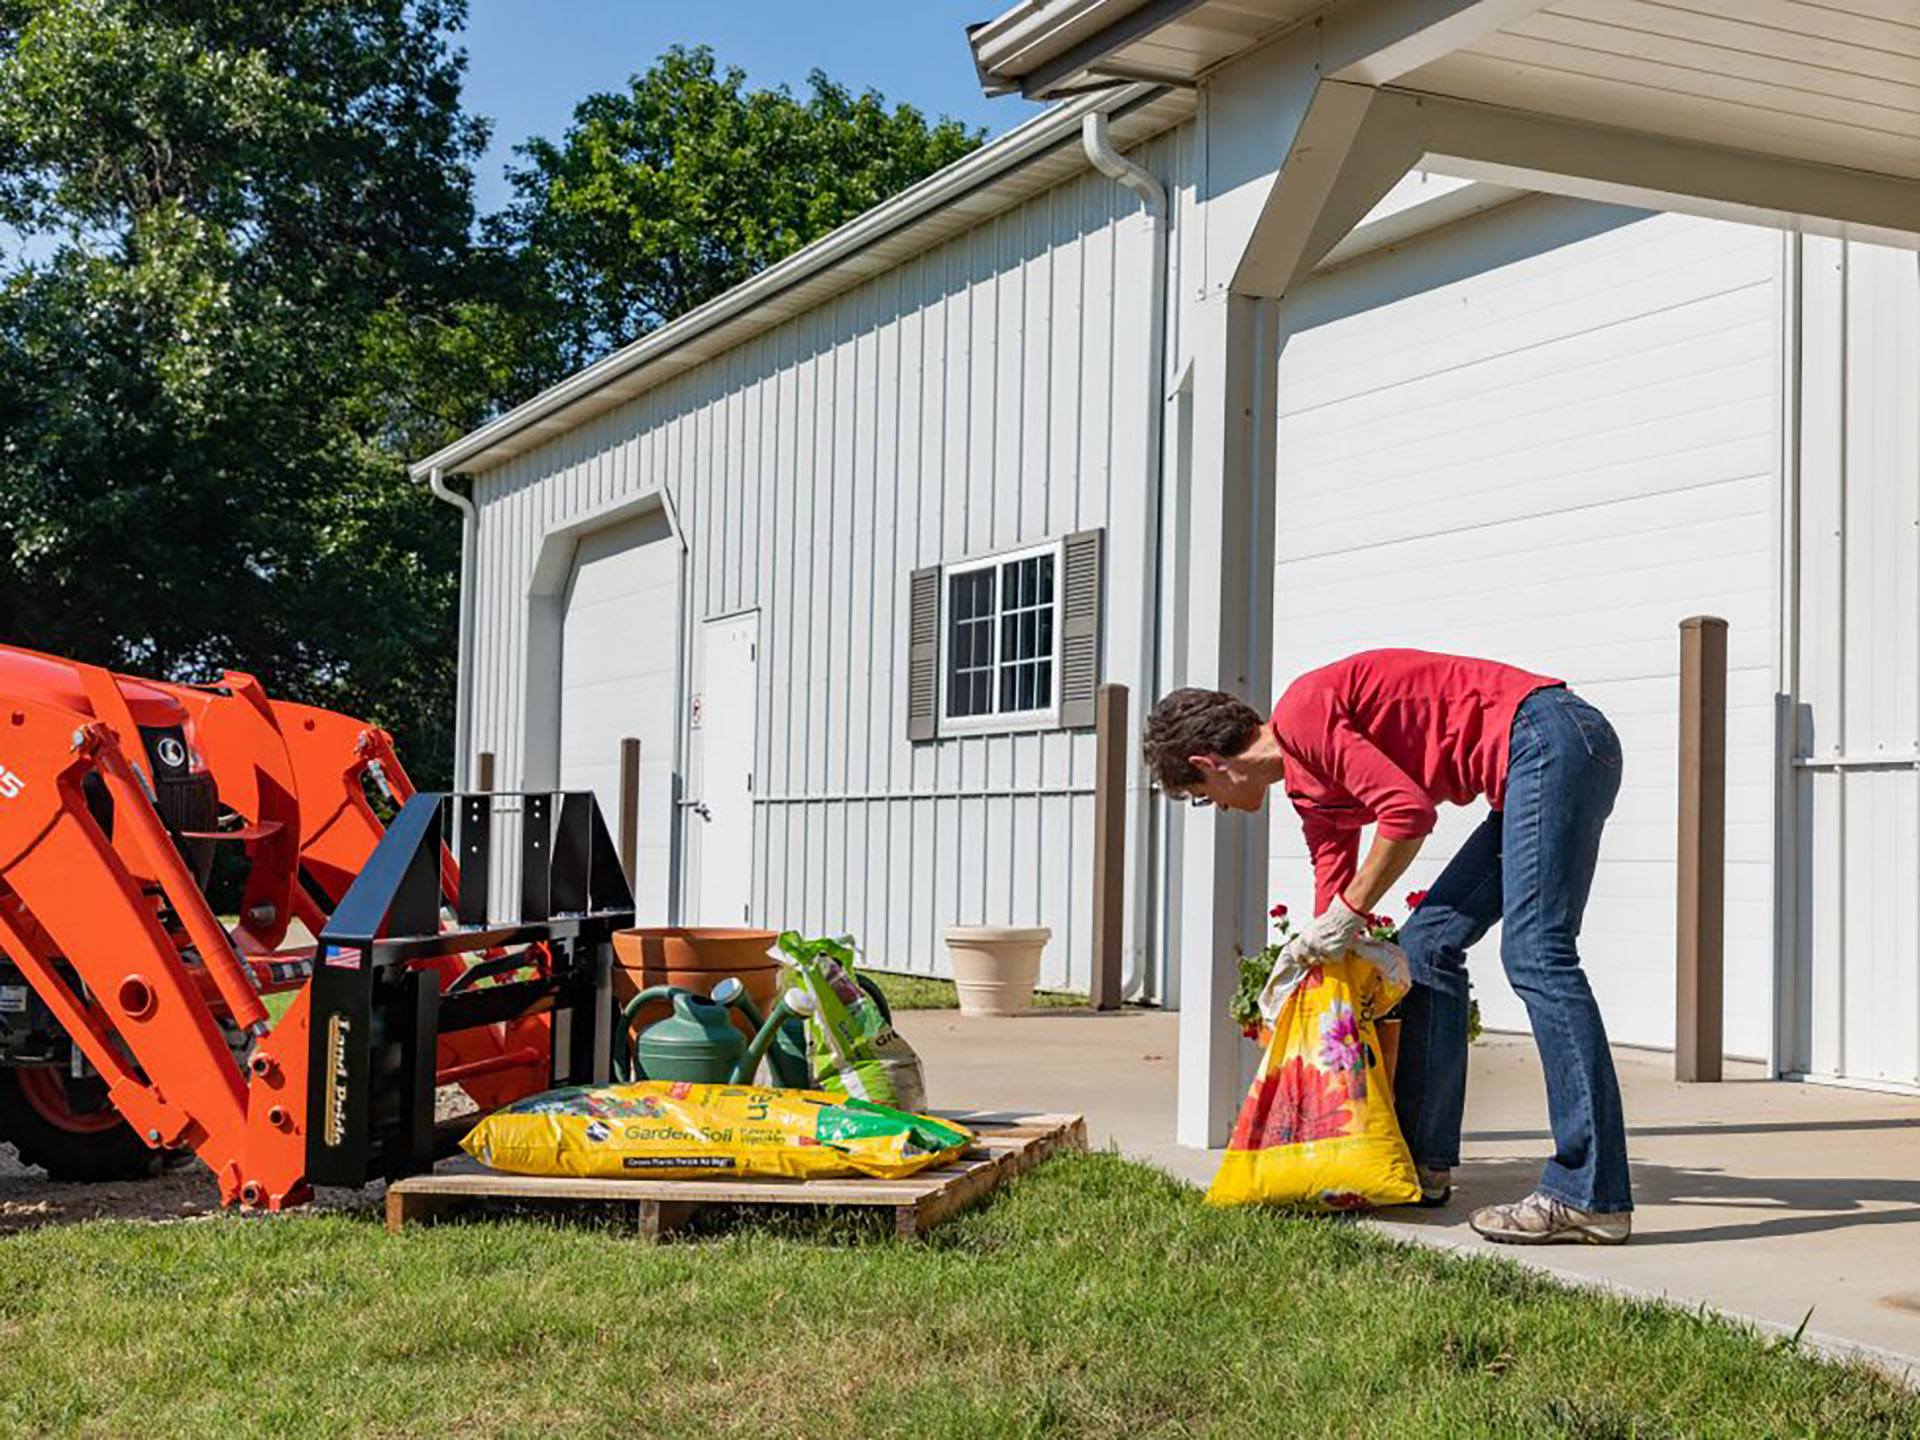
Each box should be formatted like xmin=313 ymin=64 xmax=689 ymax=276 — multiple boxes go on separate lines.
xmin=1280 ymin=895 xmax=1367 ymax=965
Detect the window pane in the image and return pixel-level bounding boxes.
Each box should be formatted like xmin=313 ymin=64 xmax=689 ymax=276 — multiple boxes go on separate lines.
xmin=947 ymin=566 xmax=1001 ymax=718
xmin=976 ymin=551 xmax=1057 ymax=716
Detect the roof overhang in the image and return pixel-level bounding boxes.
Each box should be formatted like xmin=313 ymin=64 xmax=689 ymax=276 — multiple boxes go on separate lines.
xmin=968 ymin=0 xmax=1326 ymax=99
xmin=969 ymin=0 xmax=1920 ymax=237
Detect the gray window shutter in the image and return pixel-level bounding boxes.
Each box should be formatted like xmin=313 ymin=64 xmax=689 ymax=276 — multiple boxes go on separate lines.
xmin=907 ymin=564 xmax=941 ymax=742
xmin=1058 ymin=528 xmax=1102 ymax=729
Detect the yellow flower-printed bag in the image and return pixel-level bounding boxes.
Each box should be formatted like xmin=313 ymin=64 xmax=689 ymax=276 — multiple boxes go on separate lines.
xmin=1206 ymin=943 xmax=1421 ymax=1211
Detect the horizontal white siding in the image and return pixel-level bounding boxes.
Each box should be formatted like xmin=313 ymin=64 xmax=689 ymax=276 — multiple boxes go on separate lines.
xmin=1268 ymin=208 xmax=1783 ymax=1057
xmin=464 ymin=124 xmax=1192 ymax=992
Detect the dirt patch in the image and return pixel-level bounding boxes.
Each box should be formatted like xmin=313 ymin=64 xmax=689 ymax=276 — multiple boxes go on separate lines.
xmin=0 ymin=1145 xmax=226 ymax=1232
xmin=0 ymin=1085 xmax=480 ymax=1233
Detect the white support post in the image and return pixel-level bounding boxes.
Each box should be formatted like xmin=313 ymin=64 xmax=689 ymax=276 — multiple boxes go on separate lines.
xmin=1176 ymin=290 xmax=1280 ymax=1148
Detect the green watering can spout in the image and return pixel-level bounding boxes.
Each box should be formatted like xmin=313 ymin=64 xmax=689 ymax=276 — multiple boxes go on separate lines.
xmin=730 ymin=986 xmax=818 ymax=1086
xmin=618 ymin=979 xmax=818 ymax=1087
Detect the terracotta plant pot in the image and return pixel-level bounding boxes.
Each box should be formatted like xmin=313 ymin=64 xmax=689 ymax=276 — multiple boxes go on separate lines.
xmin=611 ymin=927 xmax=783 ymax=1042
xmin=1376 ymin=1017 xmax=1403 ymax=1090
xmin=944 ymin=925 xmax=1050 ymax=1017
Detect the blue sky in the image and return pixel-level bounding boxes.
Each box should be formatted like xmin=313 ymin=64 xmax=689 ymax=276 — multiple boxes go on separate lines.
xmin=456 ymin=1 xmax=1044 ymax=216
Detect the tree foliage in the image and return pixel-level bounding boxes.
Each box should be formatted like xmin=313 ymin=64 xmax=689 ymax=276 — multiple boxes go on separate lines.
xmin=0 ymin=0 xmax=506 ymax=784
xmin=496 ymin=45 xmax=981 ymax=370
xmin=0 ymin=17 xmax=981 ymax=787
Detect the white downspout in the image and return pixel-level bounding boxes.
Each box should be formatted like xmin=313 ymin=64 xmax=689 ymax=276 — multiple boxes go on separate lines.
xmin=428 ymin=465 xmax=478 ymax=791
xmin=1083 ymin=110 xmax=1168 ymax=1003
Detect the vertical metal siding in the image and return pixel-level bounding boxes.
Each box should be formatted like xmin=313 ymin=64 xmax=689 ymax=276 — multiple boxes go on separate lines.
xmin=1794 ymin=235 xmax=1920 ymax=1089
xmin=462 ymin=123 xmax=1192 ymax=991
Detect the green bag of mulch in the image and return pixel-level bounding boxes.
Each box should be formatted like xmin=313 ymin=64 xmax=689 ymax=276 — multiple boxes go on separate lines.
xmin=772 ymin=931 xmax=927 ymax=1113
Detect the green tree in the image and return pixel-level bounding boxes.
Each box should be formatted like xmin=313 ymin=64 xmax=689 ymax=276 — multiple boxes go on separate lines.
xmin=496 ymin=45 xmax=982 ymax=371
xmin=0 ymin=17 xmax=984 ymax=790
xmin=0 ymin=0 xmax=506 ymax=784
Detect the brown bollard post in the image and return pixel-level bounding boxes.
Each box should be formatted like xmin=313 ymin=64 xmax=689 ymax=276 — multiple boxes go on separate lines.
xmin=618 ymin=737 xmax=641 ymax=891
xmin=1090 ymin=684 xmax=1128 ymax=1012
xmin=1676 ymin=616 xmax=1727 ymax=1082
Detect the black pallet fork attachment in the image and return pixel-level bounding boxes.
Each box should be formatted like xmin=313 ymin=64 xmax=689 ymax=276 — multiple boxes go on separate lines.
xmin=307 ymin=790 xmax=634 ymax=1187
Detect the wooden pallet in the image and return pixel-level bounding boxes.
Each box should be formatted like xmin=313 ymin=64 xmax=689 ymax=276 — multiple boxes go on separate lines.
xmin=385 ymin=1109 xmax=1086 ymax=1241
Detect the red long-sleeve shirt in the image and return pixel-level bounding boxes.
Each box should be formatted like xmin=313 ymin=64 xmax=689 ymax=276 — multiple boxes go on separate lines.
xmin=1272 ymin=650 xmax=1560 ymax=914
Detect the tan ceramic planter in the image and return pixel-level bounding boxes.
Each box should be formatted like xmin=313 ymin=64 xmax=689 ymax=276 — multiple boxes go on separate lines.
xmin=944 ymin=925 xmax=1051 ymax=1016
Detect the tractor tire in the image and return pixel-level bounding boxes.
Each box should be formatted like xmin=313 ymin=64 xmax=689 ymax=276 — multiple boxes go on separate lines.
xmin=0 ymin=1067 xmax=163 ymax=1182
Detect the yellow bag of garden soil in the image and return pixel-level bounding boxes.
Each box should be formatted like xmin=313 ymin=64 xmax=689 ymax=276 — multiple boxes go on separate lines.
xmin=1206 ymin=947 xmax=1421 ymax=1212
xmin=462 ymin=1080 xmax=972 ymax=1182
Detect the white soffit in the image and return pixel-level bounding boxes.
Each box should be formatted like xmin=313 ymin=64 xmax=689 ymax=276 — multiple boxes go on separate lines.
xmin=1401 ymin=0 xmax=1920 ymax=184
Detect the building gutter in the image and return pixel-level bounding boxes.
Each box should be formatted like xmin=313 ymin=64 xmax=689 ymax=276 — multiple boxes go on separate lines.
xmin=410 ymin=82 xmax=1159 ymax=483
xmin=427 ymin=465 xmax=477 ymax=790
xmin=971 ymin=0 xmax=1182 ymax=98
xmin=1082 ymin=111 xmax=1167 ymax=1003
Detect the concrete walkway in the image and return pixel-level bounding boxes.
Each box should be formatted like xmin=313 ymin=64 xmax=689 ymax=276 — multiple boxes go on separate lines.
xmin=899 ymin=1007 xmax=1920 ymax=1377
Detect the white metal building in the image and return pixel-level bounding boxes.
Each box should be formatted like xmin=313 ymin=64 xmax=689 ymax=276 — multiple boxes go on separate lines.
xmin=417 ymin=0 xmax=1920 ymax=1144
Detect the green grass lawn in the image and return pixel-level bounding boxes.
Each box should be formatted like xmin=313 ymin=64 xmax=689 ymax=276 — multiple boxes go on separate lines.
xmin=0 ymin=1153 xmax=1912 ymax=1439
xmin=868 ymin=969 xmax=1088 ymax=1011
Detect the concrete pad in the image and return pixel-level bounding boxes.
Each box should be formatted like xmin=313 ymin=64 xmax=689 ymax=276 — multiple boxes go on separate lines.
xmin=900 ymin=1008 xmax=1920 ymax=1376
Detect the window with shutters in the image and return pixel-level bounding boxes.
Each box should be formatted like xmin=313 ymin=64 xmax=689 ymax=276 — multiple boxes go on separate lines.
xmin=939 ymin=541 xmax=1060 ymax=731
xmin=907 ymin=530 xmax=1101 ymax=742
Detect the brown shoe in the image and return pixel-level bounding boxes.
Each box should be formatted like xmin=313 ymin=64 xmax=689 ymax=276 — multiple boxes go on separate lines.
xmin=1470 ymin=1190 xmax=1630 ymax=1246
xmin=1416 ymin=1164 xmax=1453 ymax=1209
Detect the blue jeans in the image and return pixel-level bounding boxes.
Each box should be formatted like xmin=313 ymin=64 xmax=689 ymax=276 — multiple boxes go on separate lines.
xmin=1390 ymin=686 xmax=1631 ymax=1213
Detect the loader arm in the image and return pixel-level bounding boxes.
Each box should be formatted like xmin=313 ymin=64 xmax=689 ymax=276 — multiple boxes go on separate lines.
xmin=150 ymin=672 xmax=304 ymax=954
xmin=0 ymin=702 xmax=302 ymax=1205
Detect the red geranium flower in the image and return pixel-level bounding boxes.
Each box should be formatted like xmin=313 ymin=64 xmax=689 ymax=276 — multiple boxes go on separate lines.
xmin=1269 ymin=902 xmax=1289 ymax=919
xmin=1406 ymin=889 xmax=1429 ymax=910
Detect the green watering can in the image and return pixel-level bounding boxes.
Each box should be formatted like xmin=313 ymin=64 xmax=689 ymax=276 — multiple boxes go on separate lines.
xmin=614 ymin=980 xmax=817 ymax=1086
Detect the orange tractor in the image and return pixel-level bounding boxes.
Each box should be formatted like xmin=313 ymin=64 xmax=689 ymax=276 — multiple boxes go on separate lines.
xmin=0 ymin=643 xmax=630 ymax=1208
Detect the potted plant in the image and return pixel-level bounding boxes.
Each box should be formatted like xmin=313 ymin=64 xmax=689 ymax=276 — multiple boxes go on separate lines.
xmin=1229 ymin=892 xmax=1482 ymax=1087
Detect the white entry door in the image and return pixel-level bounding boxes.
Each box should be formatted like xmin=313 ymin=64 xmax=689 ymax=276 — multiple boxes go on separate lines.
xmin=693 ymin=612 xmax=759 ymax=924
xmin=559 ymin=510 xmax=681 ymax=923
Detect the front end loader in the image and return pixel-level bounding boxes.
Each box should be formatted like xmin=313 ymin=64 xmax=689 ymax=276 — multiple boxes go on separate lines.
xmin=0 ymin=644 xmax=630 ymax=1207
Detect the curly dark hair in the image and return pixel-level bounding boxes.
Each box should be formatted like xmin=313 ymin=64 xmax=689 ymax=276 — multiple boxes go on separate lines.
xmin=1141 ymin=688 xmax=1265 ymax=791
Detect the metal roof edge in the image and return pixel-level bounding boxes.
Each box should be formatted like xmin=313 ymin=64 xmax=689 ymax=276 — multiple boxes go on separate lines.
xmin=410 ymin=81 xmax=1160 ymax=481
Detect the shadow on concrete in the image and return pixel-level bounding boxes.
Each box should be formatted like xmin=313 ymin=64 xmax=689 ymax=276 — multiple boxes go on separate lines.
xmin=1410 ymin=1155 xmax=1920 ymax=1246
